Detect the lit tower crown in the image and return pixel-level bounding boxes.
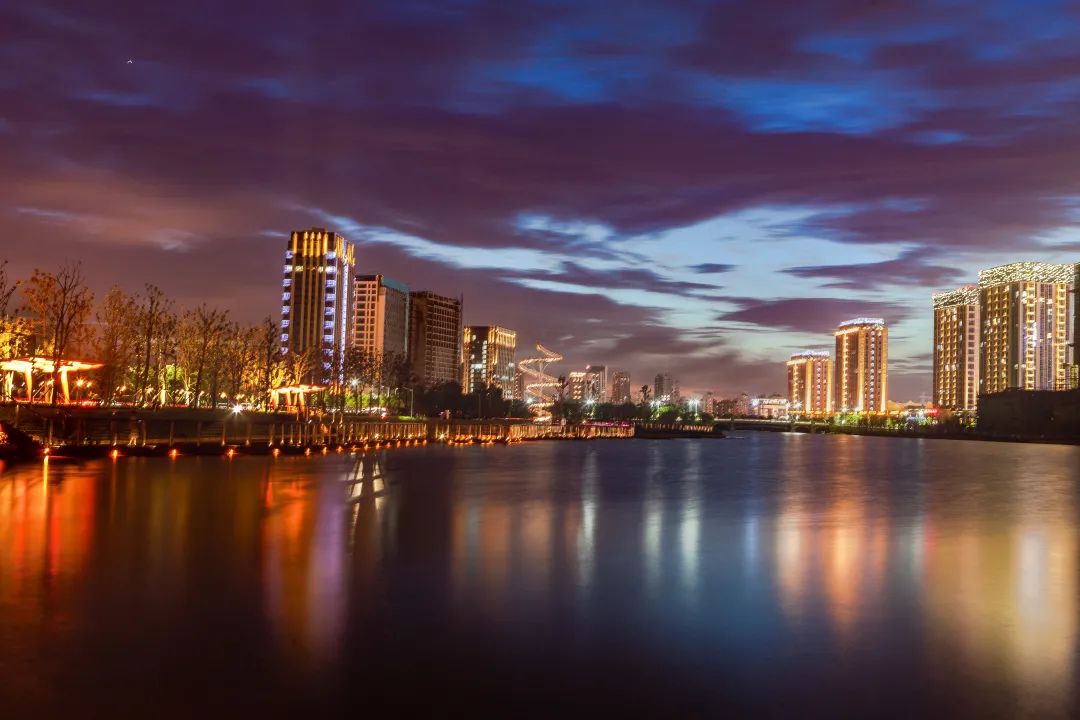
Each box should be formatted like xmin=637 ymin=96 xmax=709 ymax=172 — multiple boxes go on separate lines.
xmin=977 ymin=262 xmax=1074 ymax=393
xmin=833 ymin=318 xmax=888 ymax=413
xmin=786 ymin=350 xmax=832 ymax=414
xmin=932 ymin=286 xmax=980 ymax=411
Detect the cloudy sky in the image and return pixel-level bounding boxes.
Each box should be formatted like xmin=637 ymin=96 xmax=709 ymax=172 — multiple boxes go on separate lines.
xmin=4 ymin=0 xmax=1080 ymax=399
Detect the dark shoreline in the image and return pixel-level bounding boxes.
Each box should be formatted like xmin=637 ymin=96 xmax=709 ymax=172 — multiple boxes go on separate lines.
xmin=737 ymin=424 xmax=1080 ymax=447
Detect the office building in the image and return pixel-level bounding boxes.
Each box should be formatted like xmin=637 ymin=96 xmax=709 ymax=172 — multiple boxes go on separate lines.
xmin=834 ymin=318 xmax=888 ymax=413
xmin=787 ymin=350 xmax=832 ymax=414
xmin=352 ymin=274 xmax=410 ymax=358
xmin=978 ymin=262 xmax=1074 ymax=393
xmin=408 ymin=291 xmax=462 ymax=387
xmin=280 ymin=228 xmax=355 ymax=385
xmin=463 ymin=325 xmax=517 ymax=398
xmin=1072 ymin=261 xmax=1080 ymax=389
xmin=611 ymin=370 xmax=632 ymax=404
xmin=932 ymin=286 xmax=980 ymax=411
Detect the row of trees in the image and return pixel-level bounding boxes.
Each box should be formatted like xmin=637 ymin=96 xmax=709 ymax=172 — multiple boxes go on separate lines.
xmin=0 ymin=261 xmax=411 ymax=411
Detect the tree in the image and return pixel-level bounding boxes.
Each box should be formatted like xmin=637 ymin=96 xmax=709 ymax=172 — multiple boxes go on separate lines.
xmin=178 ymin=304 xmax=230 ymax=408
xmin=0 ymin=260 xmax=31 ymax=365
xmin=93 ymin=287 xmax=138 ymax=405
xmin=22 ymin=262 xmax=94 ymax=404
xmin=132 ymin=285 xmax=173 ymax=407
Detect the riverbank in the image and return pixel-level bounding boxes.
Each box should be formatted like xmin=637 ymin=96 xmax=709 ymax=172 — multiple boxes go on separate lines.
xmin=734 ymin=420 xmax=1080 ymax=447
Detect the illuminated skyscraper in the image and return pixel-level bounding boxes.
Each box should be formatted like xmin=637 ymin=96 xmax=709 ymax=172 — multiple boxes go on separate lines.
xmin=280 ymin=228 xmax=355 ymax=385
xmin=408 ymin=291 xmax=462 ymax=387
xmin=978 ymin=262 xmax=1074 ymax=393
xmin=833 ymin=318 xmax=888 ymax=413
xmin=611 ymin=370 xmax=631 ymax=404
xmin=932 ymin=286 xmax=980 ymax=411
xmin=1072 ymin=262 xmax=1080 ymax=389
xmin=786 ymin=350 xmax=832 ymax=414
xmin=463 ymin=326 xmax=517 ymax=398
xmin=352 ymin=274 xmax=409 ymax=358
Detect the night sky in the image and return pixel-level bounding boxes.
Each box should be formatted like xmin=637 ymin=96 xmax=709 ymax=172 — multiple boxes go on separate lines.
xmin=4 ymin=1 xmax=1080 ymax=400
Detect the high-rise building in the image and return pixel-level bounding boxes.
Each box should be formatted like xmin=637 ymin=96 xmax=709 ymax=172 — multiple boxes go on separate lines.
xmin=654 ymin=373 xmax=675 ymax=402
xmin=463 ymin=326 xmax=517 ymax=398
xmin=787 ymin=350 xmax=832 ymax=414
xmin=352 ymin=274 xmax=409 ymax=358
xmin=611 ymin=370 xmax=631 ymax=404
xmin=408 ymin=291 xmax=462 ymax=387
xmin=1071 ymin=262 xmax=1080 ymax=389
xmin=834 ymin=318 xmax=888 ymax=413
xmin=567 ymin=371 xmax=587 ymax=401
xmin=280 ymin=228 xmax=355 ymax=385
xmin=932 ymin=286 xmax=980 ymax=411
xmin=978 ymin=262 xmax=1074 ymax=393
xmin=585 ymin=365 xmax=608 ymax=402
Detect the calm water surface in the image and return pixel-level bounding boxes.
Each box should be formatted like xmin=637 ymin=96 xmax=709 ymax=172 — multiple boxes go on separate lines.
xmin=1 ymin=433 xmax=1078 ymax=717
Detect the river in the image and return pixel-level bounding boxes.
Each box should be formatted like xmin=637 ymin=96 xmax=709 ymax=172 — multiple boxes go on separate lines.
xmin=1 ymin=433 xmax=1077 ymax=717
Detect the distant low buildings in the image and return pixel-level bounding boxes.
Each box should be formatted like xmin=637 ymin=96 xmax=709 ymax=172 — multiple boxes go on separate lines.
xmin=749 ymin=395 xmax=789 ymax=419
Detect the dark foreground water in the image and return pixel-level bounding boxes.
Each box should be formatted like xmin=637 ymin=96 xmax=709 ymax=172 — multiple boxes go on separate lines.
xmin=1 ymin=433 xmax=1078 ymax=717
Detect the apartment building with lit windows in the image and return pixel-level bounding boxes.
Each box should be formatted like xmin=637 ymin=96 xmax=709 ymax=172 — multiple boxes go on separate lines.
xmin=978 ymin=262 xmax=1073 ymax=393
xmin=463 ymin=325 xmax=517 ymax=398
xmin=611 ymin=370 xmax=631 ymax=404
xmin=932 ymin=286 xmax=980 ymax=411
xmin=834 ymin=318 xmax=888 ymax=413
xmin=786 ymin=350 xmax=832 ymax=414
xmin=280 ymin=228 xmax=355 ymax=385
xmin=352 ymin=274 xmax=409 ymax=358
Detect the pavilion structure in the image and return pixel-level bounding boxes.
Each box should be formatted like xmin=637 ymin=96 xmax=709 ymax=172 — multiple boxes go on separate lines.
xmin=1 ymin=357 xmax=103 ymax=404
xmin=270 ymin=384 xmax=324 ymax=411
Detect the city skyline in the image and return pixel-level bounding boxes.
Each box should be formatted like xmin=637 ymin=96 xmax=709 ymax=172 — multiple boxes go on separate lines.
xmin=8 ymin=2 xmax=1080 ymax=398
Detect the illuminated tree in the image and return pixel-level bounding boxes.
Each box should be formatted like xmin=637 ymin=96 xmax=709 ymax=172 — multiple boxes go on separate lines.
xmin=22 ymin=262 xmax=94 ymax=404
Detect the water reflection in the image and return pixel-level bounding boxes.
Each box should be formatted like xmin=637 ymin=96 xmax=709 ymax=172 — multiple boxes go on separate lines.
xmin=0 ymin=435 xmax=1077 ymax=715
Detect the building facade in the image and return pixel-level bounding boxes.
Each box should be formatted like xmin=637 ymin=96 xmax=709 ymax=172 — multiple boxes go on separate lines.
xmin=567 ymin=371 xmax=588 ymax=402
xmin=654 ymin=372 xmax=676 ymax=402
xmin=280 ymin=228 xmax=355 ymax=385
xmin=585 ymin=365 xmax=608 ymax=402
xmin=352 ymin=274 xmax=410 ymax=359
xmin=611 ymin=370 xmax=631 ymax=404
xmin=932 ymin=286 xmax=980 ymax=411
xmin=786 ymin=350 xmax=832 ymax=414
xmin=978 ymin=262 xmax=1074 ymax=394
xmin=749 ymin=395 xmax=790 ymax=419
xmin=407 ymin=291 xmax=463 ymax=387
xmin=834 ymin=318 xmax=888 ymax=413
xmin=463 ymin=325 xmax=517 ymax=398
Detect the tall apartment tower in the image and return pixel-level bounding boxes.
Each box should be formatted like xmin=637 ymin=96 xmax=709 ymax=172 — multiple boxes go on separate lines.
xmin=353 ymin=274 xmax=410 ymax=358
xmin=833 ymin=318 xmax=888 ymax=413
xmin=932 ymin=286 xmax=980 ymax=411
xmin=463 ymin=326 xmax=517 ymax=398
xmin=408 ymin=291 xmax=463 ymax=387
xmin=1072 ymin=262 xmax=1080 ymax=389
xmin=585 ymin=365 xmax=608 ymax=402
xmin=654 ymin=373 xmax=674 ymax=402
xmin=611 ymin=370 xmax=631 ymax=404
xmin=978 ymin=262 xmax=1074 ymax=393
xmin=280 ymin=228 xmax=355 ymax=385
xmin=787 ymin=350 xmax=832 ymax=414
